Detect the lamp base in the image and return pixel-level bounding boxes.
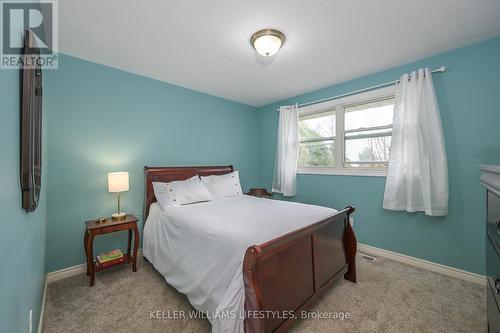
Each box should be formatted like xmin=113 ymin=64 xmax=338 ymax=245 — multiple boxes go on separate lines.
xmin=112 ymin=212 xmax=127 ymax=221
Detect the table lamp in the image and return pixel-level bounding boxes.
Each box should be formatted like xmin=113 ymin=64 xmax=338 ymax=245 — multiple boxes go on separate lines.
xmin=108 ymin=172 xmax=129 ymax=220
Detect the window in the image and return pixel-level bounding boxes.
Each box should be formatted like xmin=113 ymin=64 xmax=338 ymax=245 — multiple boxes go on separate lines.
xmin=344 ymin=97 xmax=394 ymax=168
xmin=298 ymin=111 xmax=335 ymax=167
xmin=298 ymin=86 xmax=395 ymax=176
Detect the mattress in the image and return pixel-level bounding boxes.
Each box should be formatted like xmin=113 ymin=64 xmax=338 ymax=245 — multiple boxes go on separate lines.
xmin=143 ymin=195 xmax=336 ymax=333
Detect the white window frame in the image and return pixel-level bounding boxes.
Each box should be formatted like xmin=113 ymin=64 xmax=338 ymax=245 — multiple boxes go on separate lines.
xmin=297 ymin=86 xmax=395 ymax=177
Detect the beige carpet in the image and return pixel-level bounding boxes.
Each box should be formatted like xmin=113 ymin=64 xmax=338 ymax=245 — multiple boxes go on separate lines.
xmin=43 ymin=255 xmax=486 ymax=333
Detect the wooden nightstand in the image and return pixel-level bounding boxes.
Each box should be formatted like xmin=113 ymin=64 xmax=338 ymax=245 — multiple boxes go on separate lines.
xmin=245 ymin=188 xmax=273 ymax=198
xmin=83 ymin=214 xmax=139 ymax=287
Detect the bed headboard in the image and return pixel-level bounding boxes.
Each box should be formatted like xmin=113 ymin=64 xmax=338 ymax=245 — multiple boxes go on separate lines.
xmin=143 ymin=165 xmax=234 ymax=223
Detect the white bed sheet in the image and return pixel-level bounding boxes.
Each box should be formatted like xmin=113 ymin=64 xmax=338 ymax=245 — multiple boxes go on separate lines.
xmin=143 ymin=195 xmax=337 ymax=333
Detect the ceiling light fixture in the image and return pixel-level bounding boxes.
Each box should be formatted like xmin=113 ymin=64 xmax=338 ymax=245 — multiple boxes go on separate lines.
xmin=250 ymin=29 xmax=286 ymax=57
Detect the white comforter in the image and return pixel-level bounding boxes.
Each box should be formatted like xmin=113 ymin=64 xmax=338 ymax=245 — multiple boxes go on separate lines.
xmin=143 ymin=195 xmax=336 ymax=333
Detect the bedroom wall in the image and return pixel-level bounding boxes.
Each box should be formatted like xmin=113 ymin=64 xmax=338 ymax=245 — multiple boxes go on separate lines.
xmin=257 ymin=36 xmax=500 ymax=275
xmin=0 ymin=66 xmax=48 ymax=331
xmin=44 ymin=54 xmax=259 ymax=272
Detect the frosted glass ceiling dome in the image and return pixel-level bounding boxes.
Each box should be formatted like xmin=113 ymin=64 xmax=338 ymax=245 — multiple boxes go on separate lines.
xmin=250 ymin=29 xmax=286 ymax=57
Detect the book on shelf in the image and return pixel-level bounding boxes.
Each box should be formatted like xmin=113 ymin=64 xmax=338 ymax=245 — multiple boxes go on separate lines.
xmin=96 ymin=256 xmax=124 ymax=269
xmin=97 ymin=249 xmax=123 ymax=264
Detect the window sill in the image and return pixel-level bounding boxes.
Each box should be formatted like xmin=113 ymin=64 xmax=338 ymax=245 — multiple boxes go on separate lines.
xmin=297 ymin=167 xmax=387 ymax=177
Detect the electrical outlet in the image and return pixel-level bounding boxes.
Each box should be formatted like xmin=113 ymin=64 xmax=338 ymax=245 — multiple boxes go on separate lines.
xmin=349 ymin=217 xmax=354 ymax=226
xmin=29 ymin=310 xmax=32 ymax=333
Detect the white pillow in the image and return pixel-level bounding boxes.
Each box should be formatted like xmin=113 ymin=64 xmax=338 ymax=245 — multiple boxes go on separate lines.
xmin=153 ymin=176 xmax=212 ymax=209
xmin=200 ymin=170 xmax=242 ymax=200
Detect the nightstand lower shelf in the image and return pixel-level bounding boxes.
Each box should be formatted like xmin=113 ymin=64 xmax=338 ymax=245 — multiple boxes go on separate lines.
xmin=93 ymin=253 xmax=132 ymax=273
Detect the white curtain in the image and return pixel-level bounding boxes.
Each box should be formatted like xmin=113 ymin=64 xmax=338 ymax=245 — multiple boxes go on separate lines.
xmin=272 ymin=104 xmax=299 ymax=196
xmin=383 ymin=68 xmax=448 ymax=216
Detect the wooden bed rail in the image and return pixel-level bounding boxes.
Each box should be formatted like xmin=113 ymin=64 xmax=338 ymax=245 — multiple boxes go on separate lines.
xmin=243 ymin=206 xmax=357 ymax=333
xmin=250 ymin=206 xmax=355 ymax=255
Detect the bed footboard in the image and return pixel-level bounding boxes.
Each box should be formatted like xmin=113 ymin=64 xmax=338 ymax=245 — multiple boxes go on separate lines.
xmin=243 ymin=206 xmax=356 ymax=333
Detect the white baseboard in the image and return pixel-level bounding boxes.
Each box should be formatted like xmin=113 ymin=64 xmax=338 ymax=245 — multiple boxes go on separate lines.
xmin=46 ymin=263 xmax=87 ymax=283
xmin=358 ymin=243 xmax=485 ymax=285
xmin=38 ymin=277 xmax=47 ymax=333
xmin=45 ymin=245 xmax=483 ymax=290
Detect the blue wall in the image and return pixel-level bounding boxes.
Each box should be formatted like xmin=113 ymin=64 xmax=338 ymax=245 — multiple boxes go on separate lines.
xmin=44 ymin=55 xmax=260 ymax=272
xmin=257 ymin=37 xmax=500 ymax=275
xmin=0 ymin=67 xmax=47 ymax=331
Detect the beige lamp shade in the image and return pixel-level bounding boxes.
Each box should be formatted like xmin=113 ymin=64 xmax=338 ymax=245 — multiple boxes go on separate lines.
xmin=108 ymin=172 xmax=129 ymax=193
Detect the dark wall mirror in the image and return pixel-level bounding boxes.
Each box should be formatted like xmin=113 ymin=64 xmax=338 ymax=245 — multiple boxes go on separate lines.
xmin=20 ymin=30 xmax=43 ymax=212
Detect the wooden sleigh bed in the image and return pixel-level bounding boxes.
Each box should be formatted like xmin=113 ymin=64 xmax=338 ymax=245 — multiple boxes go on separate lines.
xmin=144 ymin=165 xmax=357 ymax=333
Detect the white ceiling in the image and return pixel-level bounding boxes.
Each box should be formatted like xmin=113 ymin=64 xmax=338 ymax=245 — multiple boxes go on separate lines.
xmin=59 ymin=0 xmax=500 ymax=107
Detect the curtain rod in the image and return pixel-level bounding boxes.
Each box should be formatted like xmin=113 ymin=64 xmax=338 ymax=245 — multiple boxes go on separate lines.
xmin=276 ymin=66 xmax=446 ymax=111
